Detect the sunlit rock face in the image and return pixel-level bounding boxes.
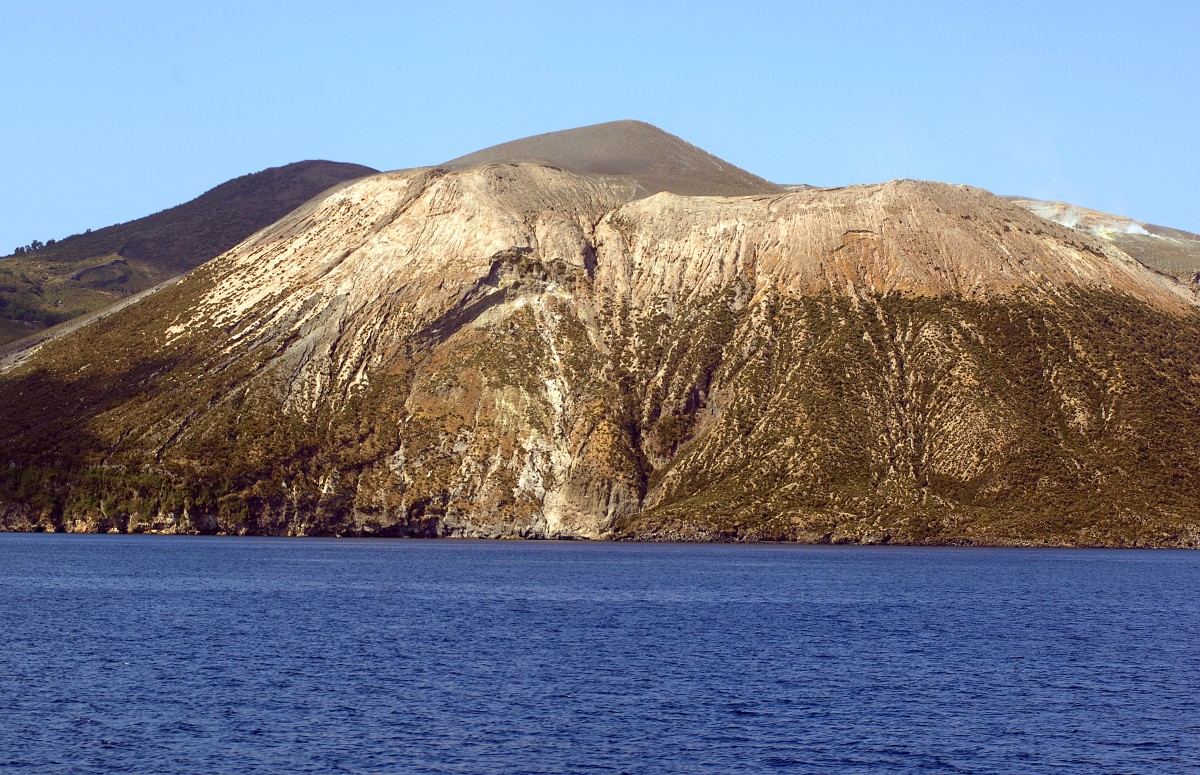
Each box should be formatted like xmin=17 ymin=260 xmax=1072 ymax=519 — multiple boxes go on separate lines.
xmin=3 ymin=125 xmax=1200 ymax=546
xmin=1008 ymin=196 xmax=1200 ymax=288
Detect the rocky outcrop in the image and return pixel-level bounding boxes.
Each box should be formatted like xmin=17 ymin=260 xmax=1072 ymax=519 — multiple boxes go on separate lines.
xmin=3 ymin=157 xmax=1200 ymax=546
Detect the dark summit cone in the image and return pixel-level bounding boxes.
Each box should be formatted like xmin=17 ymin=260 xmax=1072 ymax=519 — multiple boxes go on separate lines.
xmin=443 ymin=120 xmax=782 ymax=198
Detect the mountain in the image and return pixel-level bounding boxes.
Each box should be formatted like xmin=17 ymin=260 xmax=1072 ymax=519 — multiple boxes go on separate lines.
xmin=0 ymin=160 xmax=377 ymax=346
xmin=1008 ymin=196 xmax=1200 ymax=286
xmin=2 ymin=124 xmax=1199 ymax=547
xmin=444 ymin=120 xmax=782 ymax=197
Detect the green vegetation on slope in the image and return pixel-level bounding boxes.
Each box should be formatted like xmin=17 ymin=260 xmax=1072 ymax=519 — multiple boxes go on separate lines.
xmin=0 ymin=160 xmax=376 ymax=345
xmin=1 ymin=272 xmax=1198 ymax=546
xmin=615 ymin=290 xmax=1200 ymax=546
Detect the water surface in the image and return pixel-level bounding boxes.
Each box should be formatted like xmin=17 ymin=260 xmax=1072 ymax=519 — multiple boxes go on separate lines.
xmin=1 ymin=535 xmax=1196 ymax=773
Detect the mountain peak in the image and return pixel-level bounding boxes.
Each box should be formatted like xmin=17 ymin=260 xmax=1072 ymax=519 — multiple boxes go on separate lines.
xmin=442 ymin=120 xmax=782 ymax=198
xmin=5 ymin=131 xmax=1200 ymax=547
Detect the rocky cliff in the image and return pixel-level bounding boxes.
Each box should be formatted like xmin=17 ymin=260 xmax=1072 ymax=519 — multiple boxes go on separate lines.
xmin=3 ymin=127 xmax=1200 ymax=546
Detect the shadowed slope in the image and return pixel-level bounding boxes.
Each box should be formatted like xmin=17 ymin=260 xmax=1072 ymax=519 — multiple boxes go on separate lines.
xmin=0 ymin=160 xmax=378 ymax=345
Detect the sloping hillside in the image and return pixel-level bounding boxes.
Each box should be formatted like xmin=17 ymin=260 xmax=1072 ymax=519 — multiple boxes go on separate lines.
xmin=0 ymin=160 xmax=376 ymax=345
xmin=1008 ymin=196 xmax=1200 ymax=286
xmin=2 ymin=145 xmax=1198 ymax=547
xmin=444 ymin=120 xmax=781 ymax=197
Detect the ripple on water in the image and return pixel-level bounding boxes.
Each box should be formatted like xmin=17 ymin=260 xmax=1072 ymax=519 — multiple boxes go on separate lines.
xmin=0 ymin=536 xmax=1197 ymax=773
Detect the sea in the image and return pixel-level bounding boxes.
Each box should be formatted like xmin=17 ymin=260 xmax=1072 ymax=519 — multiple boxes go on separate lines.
xmin=0 ymin=534 xmax=1196 ymax=774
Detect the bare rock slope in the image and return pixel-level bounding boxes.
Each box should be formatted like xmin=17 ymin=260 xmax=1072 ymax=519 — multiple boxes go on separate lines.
xmin=3 ymin=126 xmax=1200 ymax=546
xmin=444 ymin=120 xmax=781 ymax=197
xmin=1008 ymin=196 xmax=1200 ymax=286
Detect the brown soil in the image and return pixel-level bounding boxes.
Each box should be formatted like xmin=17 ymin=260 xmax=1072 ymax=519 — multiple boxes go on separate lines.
xmin=443 ymin=120 xmax=781 ymax=198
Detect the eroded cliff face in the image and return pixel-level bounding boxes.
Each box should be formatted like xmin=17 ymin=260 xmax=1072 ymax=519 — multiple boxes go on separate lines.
xmin=3 ymin=164 xmax=1200 ymax=546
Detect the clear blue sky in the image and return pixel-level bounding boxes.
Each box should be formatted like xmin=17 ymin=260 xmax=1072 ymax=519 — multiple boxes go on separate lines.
xmin=3 ymin=0 xmax=1197 ymax=253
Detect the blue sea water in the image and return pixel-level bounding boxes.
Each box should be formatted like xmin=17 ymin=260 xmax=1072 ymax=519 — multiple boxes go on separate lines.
xmin=0 ymin=535 xmax=1196 ymax=774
